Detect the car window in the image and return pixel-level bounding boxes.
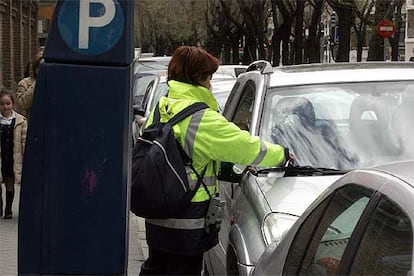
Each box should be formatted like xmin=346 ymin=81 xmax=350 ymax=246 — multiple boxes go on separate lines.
xmin=133 ymin=75 xmax=157 ymax=106
xmin=283 ymin=184 xmax=374 ymax=275
xmin=262 ymin=81 xmax=414 ymax=170
xmin=232 ymin=82 xmax=255 ymax=131
xmin=148 ymin=82 xmax=169 ymax=112
xmin=349 ymin=196 xmax=413 ymax=275
xmin=141 ymin=81 xmax=154 ymax=111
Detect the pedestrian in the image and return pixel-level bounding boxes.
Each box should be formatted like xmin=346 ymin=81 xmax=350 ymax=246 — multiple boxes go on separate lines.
xmin=16 ymin=50 xmax=43 ymax=121
xmin=138 ymin=46 xmax=293 ymax=275
xmin=0 ymin=88 xmax=27 ymax=219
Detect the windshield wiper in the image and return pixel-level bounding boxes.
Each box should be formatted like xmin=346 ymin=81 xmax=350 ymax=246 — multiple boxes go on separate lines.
xmin=253 ymin=164 xmax=349 ymax=177
xmin=284 ymin=165 xmax=349 ymax=176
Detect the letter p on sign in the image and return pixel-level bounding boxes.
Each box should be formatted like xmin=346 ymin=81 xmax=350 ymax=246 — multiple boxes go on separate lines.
xmin=57 ymin=0 xmax=124 ymax=55
xmin=79 ymin=0 xmax=115 ymax=49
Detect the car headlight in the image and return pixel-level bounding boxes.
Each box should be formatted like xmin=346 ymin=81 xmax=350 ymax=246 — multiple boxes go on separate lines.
xmin=262 ymin=213 xmax=298 ymax=246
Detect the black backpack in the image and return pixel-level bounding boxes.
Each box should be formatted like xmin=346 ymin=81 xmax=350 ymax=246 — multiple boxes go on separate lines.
xmin=131 ymin=102 xmax=209 ymax=219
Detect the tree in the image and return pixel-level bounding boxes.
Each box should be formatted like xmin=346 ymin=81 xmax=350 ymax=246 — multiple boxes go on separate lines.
xmin=271 ymin=0 xmax=296 ymax=66
xmin=351 ymin=0 xmax=375 ymax=62
xmin=294 ymin=0 xmax=305 ymax=64
xmin=327 ymin=0 xmax=355 ymax=62
xmin=305 ymin=0 xmax=324 ymax=63
xmin=205 ymin=0 xmax=244 ymax=64
xmin=389 ymin=0 xmax=404 ymax=61
xmin=134 ymin=0 xmax=208 ymax=55
xmin=367 ymin=0 xmax=393 ymax=61
xmin=237 ymin=0 xmax=269 ymax=64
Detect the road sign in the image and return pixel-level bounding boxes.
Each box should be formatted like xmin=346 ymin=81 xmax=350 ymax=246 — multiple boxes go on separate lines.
xmin=377 ymin=19 xmax=395 ymax=38
xmin=58 ymin=0 xmax=125 ymax=56
xmin=18 ymin=0 xmax=134 ymax=274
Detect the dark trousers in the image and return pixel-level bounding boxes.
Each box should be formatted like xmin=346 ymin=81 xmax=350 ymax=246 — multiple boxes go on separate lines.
xmin=139 ymin=246 xmax=203 ymax=276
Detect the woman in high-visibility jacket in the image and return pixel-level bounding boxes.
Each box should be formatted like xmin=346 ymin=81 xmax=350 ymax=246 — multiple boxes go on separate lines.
xmin=139 ymin=46 xmax=291 ymax=276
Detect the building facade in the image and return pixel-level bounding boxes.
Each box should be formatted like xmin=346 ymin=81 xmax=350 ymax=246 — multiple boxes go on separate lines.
xmin=0 ymin=0 xmax=38 ymax=91
xmin=406 ymin=0 xmax=414 ymax=60
xmin=38 ymin=0 xmax=55 ymax=47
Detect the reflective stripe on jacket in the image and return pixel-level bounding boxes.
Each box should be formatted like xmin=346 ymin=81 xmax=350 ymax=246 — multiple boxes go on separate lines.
xmin=144 ymin=80 xmax=285 ymax=254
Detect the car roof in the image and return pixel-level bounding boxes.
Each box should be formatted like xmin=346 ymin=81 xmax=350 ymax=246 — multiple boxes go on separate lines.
xmin=267 ymin=62 xmax=414 ymax=87
xmin=371 ymin=160 xmax=414 ymax=187
xmin=211 ymin=79 xmax=236 ymax=93
xmin=136 ymin=56 xmax=171 ymax=62
xmin=135 ymin=70 xmax=168 ymax=78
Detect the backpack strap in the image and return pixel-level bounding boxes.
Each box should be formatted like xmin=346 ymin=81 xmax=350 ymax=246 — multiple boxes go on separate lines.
xmin=170 ymin=102 xmax=211 ymax=198
xmin=168 ymin=102 xmax=209 ymax=126
xmin=153 ymin=102 xmax=161 ymax=123
xmin=153 ymin=102 xmax=208 ymax=125
xmin=190 ymin=164 xmax=212 ymax=199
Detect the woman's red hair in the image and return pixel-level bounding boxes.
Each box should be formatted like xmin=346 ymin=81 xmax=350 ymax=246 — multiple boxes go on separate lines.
xmin=168 ymin=46 xmax=219 ymax=86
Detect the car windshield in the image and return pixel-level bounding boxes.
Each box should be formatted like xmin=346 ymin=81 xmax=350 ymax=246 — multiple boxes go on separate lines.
xmin=148 ymin=82 xmax=169 ymax=112
xmin=133 ymin=75 xmax=157 ymax=107
xmin=261 ymin=81 xmax=414 ymax=170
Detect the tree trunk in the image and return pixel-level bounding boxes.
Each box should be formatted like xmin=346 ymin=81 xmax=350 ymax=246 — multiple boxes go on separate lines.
xmin=356 ymin=27 xmax=366 ymax=62
xmin=244 ymin=28 xmax=257 ymax=64
xmin=390 ymin=0 xmax=404 ymax=61
xmin=336 ymin=6 xmax=353 ymax=62
xmin=232 ymin=40 xmax=240 ymax=64
xmin=223 ymin=44 xmax=232 ymax=64
xmin=307 ymin=0 xmax=323 ymax=63
xmin=294 ymin=0 xmax=304 ymax=64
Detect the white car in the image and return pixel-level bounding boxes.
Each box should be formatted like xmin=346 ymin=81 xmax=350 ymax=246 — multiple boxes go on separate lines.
xmin=204 ymin=61 xmax=414 ymax=276
xmin=133 ymin=56 xmax=171 ymax=74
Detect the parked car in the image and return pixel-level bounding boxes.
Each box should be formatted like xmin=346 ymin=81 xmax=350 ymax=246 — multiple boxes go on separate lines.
xmin=214 ymin=64 xmax=248 ymax=79
xmin=133 ymin=56 xmax=171 ymax=74
xmin=203 ymin=61 xmax=414 ymax=275
xmin=132 ymin=71 xmax=237 ymax=145
xmin=253 ymin=160 xmax=414 ymax=276
xmin=132 ymin=70 xmax=167 ymax=109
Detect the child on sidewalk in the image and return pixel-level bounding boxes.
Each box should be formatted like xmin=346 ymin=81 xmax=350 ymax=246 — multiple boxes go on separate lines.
xmin=0 ymin=88 xmax=27 ymax=219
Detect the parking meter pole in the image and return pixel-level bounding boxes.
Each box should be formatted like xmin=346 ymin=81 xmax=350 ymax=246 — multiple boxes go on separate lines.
xmin=18 ymin=0 xmax=134 ymax=275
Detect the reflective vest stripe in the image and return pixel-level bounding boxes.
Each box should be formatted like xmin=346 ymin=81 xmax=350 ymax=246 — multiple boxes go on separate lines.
xmin=251 ymin=141 xmax=267 ymax=165
xmin=184 ymin=109 xmax=205 ymax=159
xmin=191 ymin=185 xmax=216 ymax=202
xmin=146 ymin=217 xmax=205 ymax=230
xmin=188 ymin=175 xmax=217 ymax=189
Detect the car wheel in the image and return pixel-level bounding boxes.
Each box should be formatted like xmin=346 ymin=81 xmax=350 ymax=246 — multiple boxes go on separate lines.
xmin=226 ymin=246 xmax=239 ymax=276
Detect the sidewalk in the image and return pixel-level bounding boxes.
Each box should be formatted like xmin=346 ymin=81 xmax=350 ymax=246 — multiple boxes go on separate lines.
xmin=0 ymin=185 xmax=148 ymax=276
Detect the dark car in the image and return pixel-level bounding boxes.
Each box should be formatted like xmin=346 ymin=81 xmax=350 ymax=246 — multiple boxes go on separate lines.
xmin=253 ymin=160 xmax=414 ymax=276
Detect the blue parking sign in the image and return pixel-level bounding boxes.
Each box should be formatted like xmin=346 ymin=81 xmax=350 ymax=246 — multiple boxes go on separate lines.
xmin=58 ymin=0 xmax=125 ymax=56
xmin=18 ymin=0 xmax=134 ymax=274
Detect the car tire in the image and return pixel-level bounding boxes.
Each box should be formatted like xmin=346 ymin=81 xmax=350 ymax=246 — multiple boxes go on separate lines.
xmin=226 ymin=246 xmax=239 ymax=276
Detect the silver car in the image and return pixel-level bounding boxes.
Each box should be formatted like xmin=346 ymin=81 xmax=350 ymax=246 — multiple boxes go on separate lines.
xmin=253 ymin=160 xmax=414 ymax=276
xmin=204 ymin=61 xmax=414 ymax=275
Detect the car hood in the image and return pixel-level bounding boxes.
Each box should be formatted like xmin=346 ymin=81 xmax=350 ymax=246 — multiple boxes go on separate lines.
xmin=256 ymin=174 xmax=343 ymax=216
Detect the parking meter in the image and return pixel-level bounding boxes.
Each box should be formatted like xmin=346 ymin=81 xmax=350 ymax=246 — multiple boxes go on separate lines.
xmin=18 ymin=0 xmax=134 ymax=275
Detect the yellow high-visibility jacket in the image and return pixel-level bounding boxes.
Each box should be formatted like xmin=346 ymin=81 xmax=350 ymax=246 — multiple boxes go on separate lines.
xmin=144 ymin=80 xmax=286 ymax=255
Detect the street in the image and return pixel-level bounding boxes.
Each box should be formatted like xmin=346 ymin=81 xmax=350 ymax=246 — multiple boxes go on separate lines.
xmin=0 ymin=185 xmax=148 ymax=276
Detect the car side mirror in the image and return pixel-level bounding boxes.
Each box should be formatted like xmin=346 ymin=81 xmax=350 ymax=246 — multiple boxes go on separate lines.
xmin=133 ymin=105 xmax=145 ymax=117
xmin=218 ymin=162 xmax=242 ymax=183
